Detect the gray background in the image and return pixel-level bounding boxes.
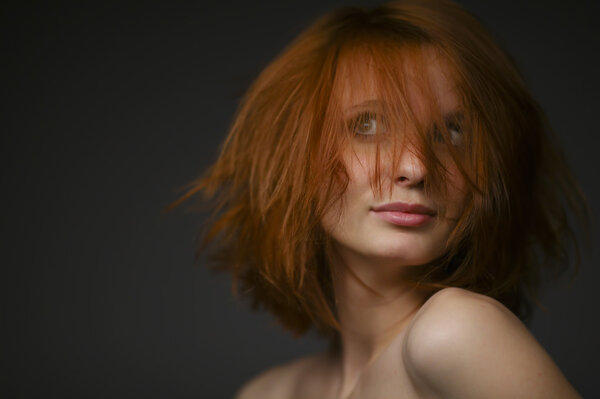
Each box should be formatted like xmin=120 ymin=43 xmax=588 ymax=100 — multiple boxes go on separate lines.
xmin=2 ymin=0 xmax=598 ymax=397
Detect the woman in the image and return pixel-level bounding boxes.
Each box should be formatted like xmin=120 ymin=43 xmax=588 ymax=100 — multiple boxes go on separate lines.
xmin=176 ymin=0 xmax=587 ymax=397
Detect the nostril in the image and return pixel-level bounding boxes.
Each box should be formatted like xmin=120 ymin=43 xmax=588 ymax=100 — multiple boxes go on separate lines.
xmin=396 ymin=175 xmax=425 ymax=189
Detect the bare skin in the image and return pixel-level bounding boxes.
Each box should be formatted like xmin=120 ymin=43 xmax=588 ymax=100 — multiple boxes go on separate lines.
xmin=235 ymin=48 xmax=581 ymax=399
xmin=235 ymin=287 xmax=581 ymax=399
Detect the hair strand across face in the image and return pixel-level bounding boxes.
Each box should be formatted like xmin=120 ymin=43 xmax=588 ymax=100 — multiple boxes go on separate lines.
xmin=173 ymin=0 xmax=589 ymax=338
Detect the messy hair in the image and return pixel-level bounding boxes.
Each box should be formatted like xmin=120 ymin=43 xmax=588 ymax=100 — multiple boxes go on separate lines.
xmin=174 ymin=0 xmax=588 ymax=337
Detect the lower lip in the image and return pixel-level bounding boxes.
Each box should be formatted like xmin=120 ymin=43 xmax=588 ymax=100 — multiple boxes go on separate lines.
xmin=372 ymin=211 xmax=434 ymax=227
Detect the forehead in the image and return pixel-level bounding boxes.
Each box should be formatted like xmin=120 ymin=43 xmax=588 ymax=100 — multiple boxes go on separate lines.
xmin=335 ymin=46 xmax=460 ymax=118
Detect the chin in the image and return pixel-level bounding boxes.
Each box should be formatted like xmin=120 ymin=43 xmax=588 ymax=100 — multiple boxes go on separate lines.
xmin=358 ymin=236 xmax=444 ymax=265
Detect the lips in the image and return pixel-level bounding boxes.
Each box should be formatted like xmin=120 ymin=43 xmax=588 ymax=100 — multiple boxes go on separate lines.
xmin=371 ymin=201 xmax=436 ymax=227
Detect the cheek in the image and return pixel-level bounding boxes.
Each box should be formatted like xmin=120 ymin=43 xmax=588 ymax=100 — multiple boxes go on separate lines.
xmin=433 ymin=152 xmax=468 ymax=215
xmin=446 ymin=167 xmax=468 ymax=213
xmin=321 ymin=154 xmax=370 ymax=236
xmin=338 ymin=151 xmax=373 ymax=207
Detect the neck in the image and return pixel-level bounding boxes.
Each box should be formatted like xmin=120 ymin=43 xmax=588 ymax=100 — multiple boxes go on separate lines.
xmin=328 ymin=243 xmax=430 ymax=397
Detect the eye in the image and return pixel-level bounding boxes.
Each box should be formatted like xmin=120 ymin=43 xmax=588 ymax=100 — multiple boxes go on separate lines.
xmin=349 ymin=112 xmax=384 ymax=139
xmin=432 ymin=122 xmax=463 ymax=146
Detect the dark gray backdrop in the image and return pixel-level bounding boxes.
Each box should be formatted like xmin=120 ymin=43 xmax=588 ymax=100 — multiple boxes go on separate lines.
xmin=2 ymin=0 xmax=598 ymax=398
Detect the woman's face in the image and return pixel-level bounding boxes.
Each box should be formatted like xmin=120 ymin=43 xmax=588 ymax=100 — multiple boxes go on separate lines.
xmin=322 ymin=51 xmax=468 ymax=267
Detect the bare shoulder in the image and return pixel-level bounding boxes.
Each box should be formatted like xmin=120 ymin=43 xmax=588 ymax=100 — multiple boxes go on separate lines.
xmin=403 ymin=287 xmax=518 ymax=375
xmin=405 ymin=287 xmax=518 ymax=344
xmin=402 ymin=287 xmax=581 ymax=398
xmin=234 ymin=354 xmax=326 ymax=399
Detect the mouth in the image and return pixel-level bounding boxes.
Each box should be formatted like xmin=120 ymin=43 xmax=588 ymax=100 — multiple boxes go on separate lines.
xmin=370 ymin=201 xmax=436 ymax=227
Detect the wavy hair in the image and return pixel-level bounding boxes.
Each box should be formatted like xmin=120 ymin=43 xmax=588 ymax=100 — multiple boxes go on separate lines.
xmin=173 ymin=0 xmax=588 ymax=338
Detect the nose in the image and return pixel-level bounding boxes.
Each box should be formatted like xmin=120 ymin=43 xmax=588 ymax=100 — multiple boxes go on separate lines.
xmin=394 ymin=147 xmax=426 ymax=189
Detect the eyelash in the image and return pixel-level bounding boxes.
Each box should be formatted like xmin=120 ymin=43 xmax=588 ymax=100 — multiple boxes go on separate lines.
xmin=431 ymin=122 xmax=463 ymax=146
xmin=348 ymin=112 xmax=385 ymax=140
xmin=348 ymin=112 xmax=463 ymax=146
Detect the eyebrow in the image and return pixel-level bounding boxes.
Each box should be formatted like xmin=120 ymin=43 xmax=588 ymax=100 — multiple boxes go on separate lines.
xmin=442 ymin=110 xmax=464 ymax=124
xmin=343 ymin=99 xmax=381 ymax=113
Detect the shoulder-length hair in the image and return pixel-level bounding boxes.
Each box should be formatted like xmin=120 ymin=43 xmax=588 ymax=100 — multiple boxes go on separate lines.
xmin=175 ymin=0 xmax=588 ymax=338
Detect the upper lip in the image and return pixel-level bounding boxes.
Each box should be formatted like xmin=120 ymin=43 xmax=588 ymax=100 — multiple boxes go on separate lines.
xmin=371 ymin=201 xmax=436 ymax=215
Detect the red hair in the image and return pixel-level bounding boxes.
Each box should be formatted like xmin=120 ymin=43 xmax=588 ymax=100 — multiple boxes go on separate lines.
xmin=173 ymin=0 xmax=588 ymax=338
